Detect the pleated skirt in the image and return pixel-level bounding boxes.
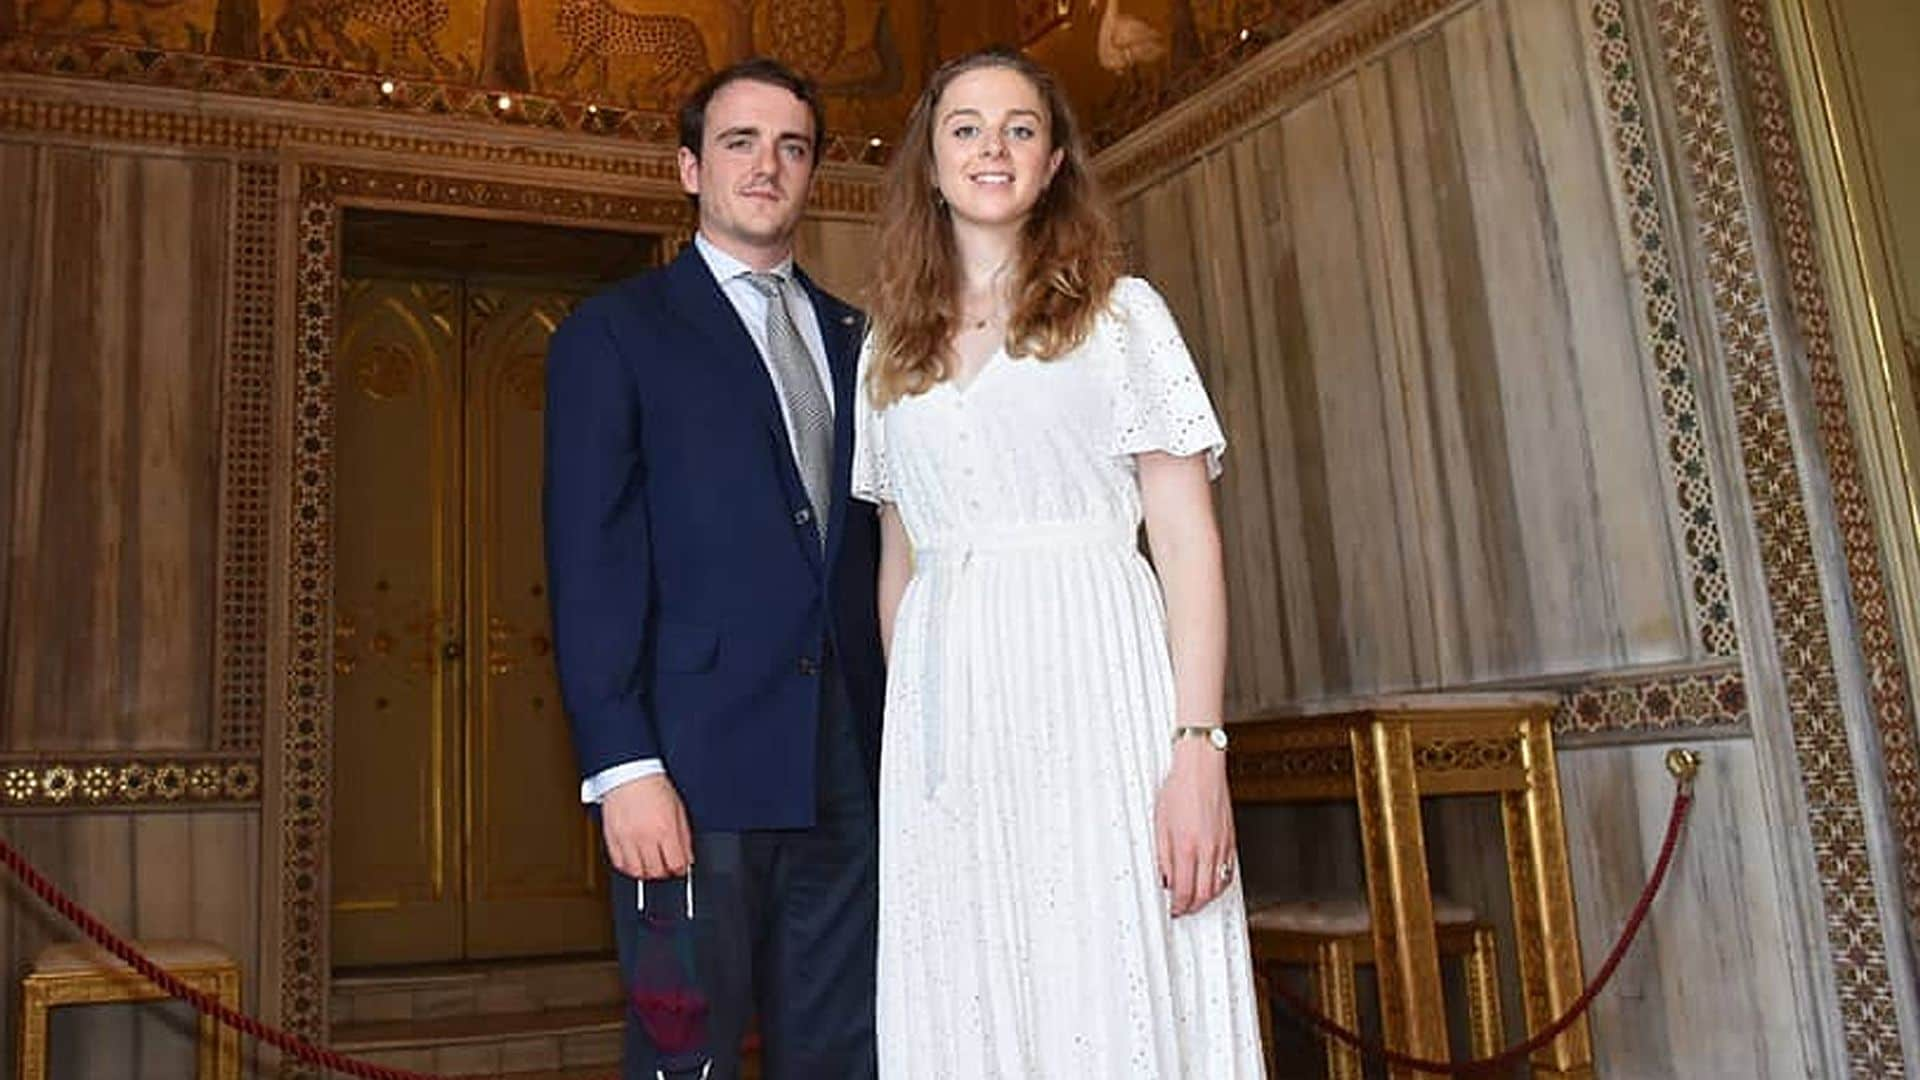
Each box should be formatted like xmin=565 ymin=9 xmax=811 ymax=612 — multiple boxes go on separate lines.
xmin=875 ymin=529 xmax=1267 ymax=1079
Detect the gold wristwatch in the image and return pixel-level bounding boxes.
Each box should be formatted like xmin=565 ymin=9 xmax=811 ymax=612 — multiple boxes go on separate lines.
xmin=1172 ymin=725 xmax=1229 ymax=751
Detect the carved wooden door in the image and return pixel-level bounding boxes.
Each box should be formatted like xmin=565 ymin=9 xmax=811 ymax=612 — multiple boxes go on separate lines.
xmin=330 ymin=275 xmax=611 ymax=966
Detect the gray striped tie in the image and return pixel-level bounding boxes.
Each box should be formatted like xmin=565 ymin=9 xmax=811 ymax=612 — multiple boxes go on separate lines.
xmin=743 ymin=271 xmax=832 ymax=543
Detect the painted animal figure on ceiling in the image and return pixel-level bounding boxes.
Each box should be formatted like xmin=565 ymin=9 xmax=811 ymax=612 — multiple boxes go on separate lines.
xmin=759 ymin=0 xmax=845 ymax=77
xmin=1094 ymin=0 xmax=1168 ymax=72
xmin=272 ymin=0 xmax=454 ymax=73
xmin=553 ymin=0 xmax=713 ymax=102
xmin=27 ymin=0 xmax=186 ymax=36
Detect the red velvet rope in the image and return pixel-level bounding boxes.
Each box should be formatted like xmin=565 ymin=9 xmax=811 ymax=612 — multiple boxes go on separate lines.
xmin=0 ymin=833 xmax=560 ymax=1080
xmin=1263 ymin=786 xmax=1694 ymax=1076
xmin=0 ymin=783 xmax=1693 ymax=1079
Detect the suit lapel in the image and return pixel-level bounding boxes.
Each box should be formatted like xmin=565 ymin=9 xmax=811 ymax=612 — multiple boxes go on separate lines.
xmin=663 ymin=247 xmax=826 ymax=576
xmin=663 ymin=246 xmax=787 ymax=441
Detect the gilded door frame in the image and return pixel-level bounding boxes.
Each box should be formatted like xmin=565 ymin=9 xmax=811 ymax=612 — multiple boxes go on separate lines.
xmin=275 ymin=163 xmax=694 ymax=1059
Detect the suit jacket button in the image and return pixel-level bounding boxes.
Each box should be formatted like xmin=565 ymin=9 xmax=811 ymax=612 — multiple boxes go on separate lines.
xmin=797 ymin=657 xmax=819 ymax=676
xmin=794 ymin=508 xmax=812 ymax=526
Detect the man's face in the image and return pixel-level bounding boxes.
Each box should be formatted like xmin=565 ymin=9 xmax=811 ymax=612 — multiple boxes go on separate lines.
xmin=679 ymin=79 xmax=818 ymax=266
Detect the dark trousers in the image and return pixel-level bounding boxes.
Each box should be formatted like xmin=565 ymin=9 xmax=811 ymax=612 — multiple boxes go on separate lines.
xmin=611 ymin=666 xmax=877 ymax=1080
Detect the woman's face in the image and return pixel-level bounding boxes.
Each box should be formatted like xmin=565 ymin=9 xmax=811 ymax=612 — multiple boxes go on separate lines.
xmin=930 ymin=65 xmax=1065 ymax=231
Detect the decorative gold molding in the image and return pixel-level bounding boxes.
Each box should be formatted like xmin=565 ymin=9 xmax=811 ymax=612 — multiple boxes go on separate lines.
xmin=0 ymin=35 xmax=891 ymax=166
xmin=1228 ymin=738 xmax=1355 ymax=796
xmin=302 ymin=163 xmax=695 ymax=229
xmin=0 ymin=755 xmax=262 ymax=810
xmin=1410 ymin=737 xmax=1518 ymax=773
xmin=1645 ymin=0 xmax=1909 ymax=1063
xmin=0 ymin=83 xmax=882 ymax=218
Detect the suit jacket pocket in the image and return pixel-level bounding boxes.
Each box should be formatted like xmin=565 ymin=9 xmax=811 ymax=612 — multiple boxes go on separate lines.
xmin=654 ymin=620 xmax=719 ymax=673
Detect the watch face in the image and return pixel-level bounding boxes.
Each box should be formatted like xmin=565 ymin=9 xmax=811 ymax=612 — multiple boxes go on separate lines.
xmin=1208 ymin=727 xmax=1229 ymax=750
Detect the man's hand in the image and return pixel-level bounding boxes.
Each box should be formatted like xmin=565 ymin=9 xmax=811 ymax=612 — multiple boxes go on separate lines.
xmin=601 ymin=774 xmax=693 ymax=880
xmin=1154 ymin=738 xmax=1237 ymax=917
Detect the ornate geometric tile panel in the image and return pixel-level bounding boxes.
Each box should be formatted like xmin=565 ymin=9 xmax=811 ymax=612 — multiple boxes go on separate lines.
xmin=1588 ymin=0 xmax=1739 ymax=657
xmin=216 ymin=161 xmax=277 ymax=752
xmin=1639 ymin=0 xmax=1908 ymax=1066
xmin=1718 ymin=0 xmax=1920 ymax=954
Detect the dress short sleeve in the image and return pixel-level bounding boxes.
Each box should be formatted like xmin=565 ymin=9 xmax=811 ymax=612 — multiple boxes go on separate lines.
xmin=851 ymin=334 xmax=893 ymax=504
xmin=1109 ymin=277 xmax=1226 ymax=478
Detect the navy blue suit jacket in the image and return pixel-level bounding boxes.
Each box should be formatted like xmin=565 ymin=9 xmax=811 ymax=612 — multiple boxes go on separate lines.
xmin=543 ymin=244 xmax=884 ymax=832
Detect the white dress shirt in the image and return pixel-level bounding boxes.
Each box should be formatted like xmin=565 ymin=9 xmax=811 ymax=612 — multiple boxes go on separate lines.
xmin=579 ymin=232 xmax=836 ymax=804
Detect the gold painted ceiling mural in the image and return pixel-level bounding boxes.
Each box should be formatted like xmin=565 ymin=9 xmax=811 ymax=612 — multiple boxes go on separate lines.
xmin=0 ymin=0 xmax=1346 ymax=155
xmin=1011 ymin=0 xmax=1344 ymax=146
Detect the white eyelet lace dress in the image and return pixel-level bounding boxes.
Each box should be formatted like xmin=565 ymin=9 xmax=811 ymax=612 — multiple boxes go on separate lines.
xmin=853 ymin=278 xmax=1267 ymax=1078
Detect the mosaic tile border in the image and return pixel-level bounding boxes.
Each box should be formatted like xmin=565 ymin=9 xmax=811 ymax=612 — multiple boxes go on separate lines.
xmin=280 ymin=183 xmax=338 ymax=1060
xmin=1640 ymin=0 xmax=1903 ymax=1065
xmin=214 ymin=161 xmax=276 ymax=753
xmin=0 ymin=755 xmax=261 ymax=810
xmin=1554 ymin=664 xmax=1749 ymax=739
xmin=1586 ymin=2 xmax=1739 ymax=657
xmin=1721 ymin=0 xmax=1920 ymax=947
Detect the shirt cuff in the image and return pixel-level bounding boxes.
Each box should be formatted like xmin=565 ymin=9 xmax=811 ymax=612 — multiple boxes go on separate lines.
xmin=580 ymin=758 xmax=665 ymax=803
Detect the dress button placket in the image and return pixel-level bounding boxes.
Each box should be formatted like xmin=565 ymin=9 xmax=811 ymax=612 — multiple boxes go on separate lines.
xmin=956 ymin=411 xmax=983 ymax=513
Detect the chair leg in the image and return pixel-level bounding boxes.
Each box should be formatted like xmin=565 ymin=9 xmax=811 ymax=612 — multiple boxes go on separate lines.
xmin=1463 ymin=926 xmax=1505 ymax=1059
xmin=1253 ymin=965 xmax=1278 ymax=1074
xmin=17 ymin=982 xmax=48 ymax=1080
xmin=215 ymin=969 xmax=242 ymax=1080
xmin=1314 ymin=939 xmax=1363 ymax=1080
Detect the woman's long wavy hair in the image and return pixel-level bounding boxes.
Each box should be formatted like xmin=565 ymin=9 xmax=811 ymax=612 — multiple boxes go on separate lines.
xmin=866 ymin=47 xmax=1121 ymax=406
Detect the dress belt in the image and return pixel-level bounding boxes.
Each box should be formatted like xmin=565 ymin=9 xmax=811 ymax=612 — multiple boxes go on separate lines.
xmin=913 ymin=520 xmax=1139 ymax=564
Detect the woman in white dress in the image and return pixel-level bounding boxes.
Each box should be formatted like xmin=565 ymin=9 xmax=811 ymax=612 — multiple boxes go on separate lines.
xmin=852 ymin=48 xmax=1267 ymax=1078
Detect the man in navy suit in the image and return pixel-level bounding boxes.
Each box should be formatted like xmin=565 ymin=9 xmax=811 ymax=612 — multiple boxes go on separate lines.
xmin=543 ymin=58 xmax=883 ymax=1080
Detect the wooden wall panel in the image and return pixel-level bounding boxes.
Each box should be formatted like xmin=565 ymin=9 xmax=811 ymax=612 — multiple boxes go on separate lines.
xmin=0 ymin=137 xmax=255 ymax=1077
xmin=1107 ymin=0 xmax=1853 ymax=1073
xmin=1558 ymin=743 xmax=1808 ymax=1077
xmin=1198 ymin=149 xmax=1295 ymax=711
xmin=0 ymin=144 xmax=33 ymax=682
xmin=1117 ymin=0 xmax=1698 ymax=715
xmin=0 ymin=144 xmax=228 ymax=752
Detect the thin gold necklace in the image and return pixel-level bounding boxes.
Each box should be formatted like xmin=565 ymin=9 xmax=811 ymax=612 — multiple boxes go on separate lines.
xmin=965 ymin=262 xmax=1012 ymax=331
